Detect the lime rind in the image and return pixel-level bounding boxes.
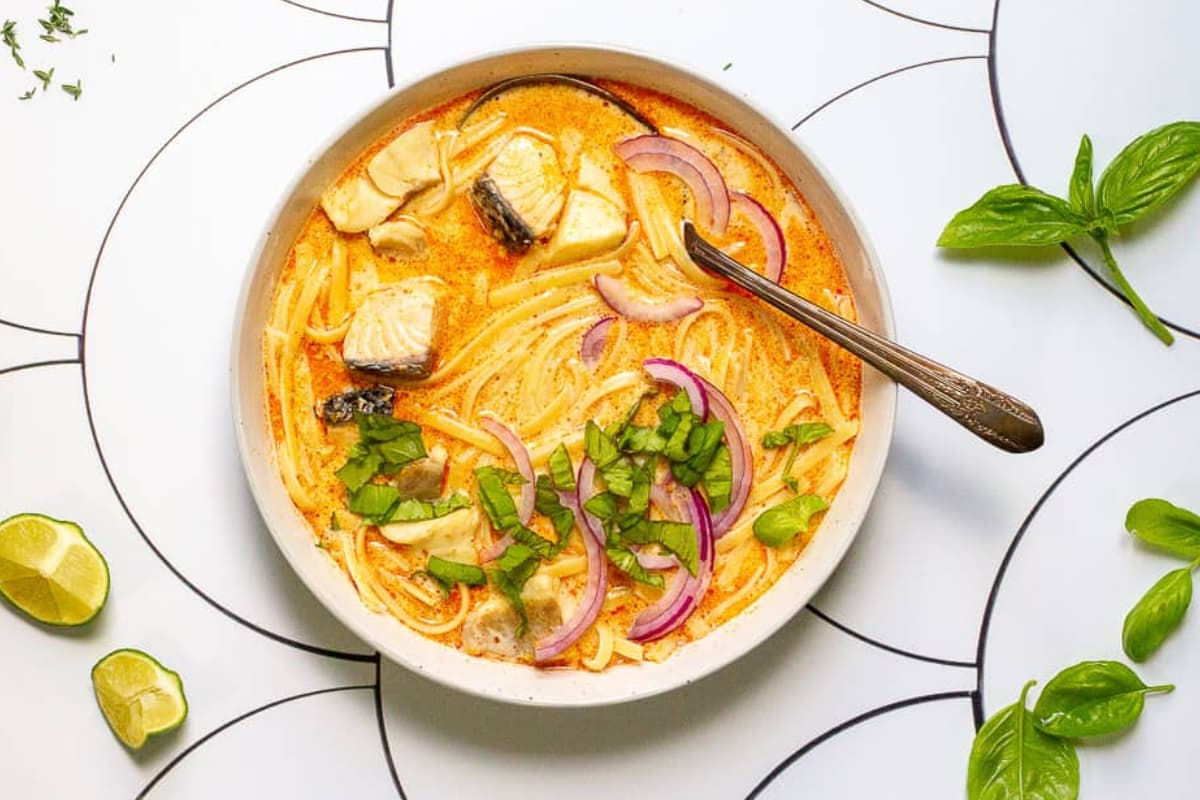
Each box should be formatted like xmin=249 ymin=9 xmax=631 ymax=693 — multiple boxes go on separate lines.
xmin=0 ymin=512 xmax=110 ymax=626
xmin=92 ymin=648 xmax=188 ymax=750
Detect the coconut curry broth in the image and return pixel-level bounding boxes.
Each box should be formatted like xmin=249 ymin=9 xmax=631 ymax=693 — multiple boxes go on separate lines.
xmin=264 ymin=79 xmax=861 ymax=669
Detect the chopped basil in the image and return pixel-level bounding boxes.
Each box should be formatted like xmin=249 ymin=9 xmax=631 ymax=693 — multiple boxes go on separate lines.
xmin=475 ymin=466 xmax=523 ymax=531
xmin=2 ymin=20 xmax=23 ymax=69
xmin=606 ymin=544 xmax=665 ymax=589
xmin=601 ymin=459 xmax=635 ymax=497
xmin=628 ymin=463 xmax=652 ymax=515
xmin=584 ymin=420 xmax=621 ymax=468
xmin=386 ymin=492 xmax=471 ymax=523
xmin=335 ymin=443 xmax=384 ymax=492
xmin=510 ymin=524 xmax=557 ymax=560
xmin=427 ymin=556 xmax=486 ymax=589
xmin=489 ymin=543 xmax=540 ymax=635
xmin=334 ymin=414 xmax=427 ymax=491
xmin=762 ymin=422 xmax=834 ymax=449
xmin=702 ymin=445 xmax=732 ymax=513
xmin=670 ymin=420 xmax=725 ymax=486
xmin=621 ymin=519 xmax=698 ymax=575
xmin=548 ymin=444 xmax=576 ymax=491
xmin=662 ymin=409 xmax=695 ymax=462
xmin=348 ymin=484 xmax=401 ymax=522
xmin=534 ymin=475 xmax=575 ymax=547
xmin=583 ymin=491 xmax=620 ymax=520
xmin=617 ymin=424 xmax=667 ymax=454
xmin=604 ymin=394 xmax=647 ymax=441
xmin=754 ymin=494 xmax=829 ymax=548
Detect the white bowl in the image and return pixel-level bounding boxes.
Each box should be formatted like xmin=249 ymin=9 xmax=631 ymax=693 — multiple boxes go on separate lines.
xmin=232 ymin=45 xmax=896 ymax=707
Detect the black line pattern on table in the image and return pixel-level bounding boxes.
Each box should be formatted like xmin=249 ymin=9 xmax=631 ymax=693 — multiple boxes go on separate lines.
xmin=280 ymin=0 xmax=389 ymax=24
xmin=745 ymin=690 xmax=975 ymax=799
xmin=373 ymin=655 xmax=408 ymax=798
xmin=137 ymin=683 xmax=376 ymax=798
xmin=972 ymin=388 xmax=1200 ymax=727
xmin=79 ymin=47 xmax=389 ymax=665
xmin=985 ymin=0 xmax=1200 ymax=341
xmin=0 ymin=318 xmax=80 ymax=339
xmin=792 ymin=55 xmax=987 ymax=130
xmin=807 ymin=606 xmax=976 ymax=669
xmin=858 ymin=0 xmax=991 ymax=34
xmin=0 ymin=358 xmax=80 ymax=378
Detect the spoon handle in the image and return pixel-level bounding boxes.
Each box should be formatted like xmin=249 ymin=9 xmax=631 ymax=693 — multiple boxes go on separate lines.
xmin=684 ymin=223 xmax=1044 ymax=453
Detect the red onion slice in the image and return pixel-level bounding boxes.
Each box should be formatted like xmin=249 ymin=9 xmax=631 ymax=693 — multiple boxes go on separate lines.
xmin=595 ymin=275 xmax=702 ymax=323
xmin=643 ymin=357 xmax=709 ymax=419
xmin=627 ymin=488 xmax=715 ymax=642
xmin=479 ymin=417 xmax=535 ymax=525
xmin=479 ymin=534 xmax=512 ymax=563
xmin=535 ymin=461 xmax=608 ymax=662
xmin=580 ymin=316 xmax=615 ymax=369
xmin=696 ymin=376 xmax=753 ymax=537
xmin=615 ymin=135 xmax=731 ymax=233
xmin=731 ymin=191 xmax=786 ymax=283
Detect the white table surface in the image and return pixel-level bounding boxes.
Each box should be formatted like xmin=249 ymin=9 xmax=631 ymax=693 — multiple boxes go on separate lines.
xmin=2 ymin=0 xmax=1198 ymax=797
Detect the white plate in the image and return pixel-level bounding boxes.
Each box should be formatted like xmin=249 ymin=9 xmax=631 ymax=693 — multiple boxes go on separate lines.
xmin=231 ymin=45 xmax=896 ymax=707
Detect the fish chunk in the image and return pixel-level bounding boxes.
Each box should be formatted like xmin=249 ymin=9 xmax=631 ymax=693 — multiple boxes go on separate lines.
xmin=368 ymin=217 xmax=428 ymax=260
xmin=320 ymin=385 xmax=395 ymax=426
xmin=366 ymin=120 xmax=441 ymax=202
xmin=394 ymin=444 xmax=447 ymax=500
xmin=544 ymin=189 xmax=627 ymax=266
xmin=321 ymin=173 xmax=403 ymax=234
xmin=576 ymin=154 xmax=626 ymax=211
xmin=342 ymin=279 xmax=442 ymax=379
xmin=379 ymin=504 xmax=479 ymax=564
xmin=469 ymin=134 xmax=567 ymax=252
xmin=461 ymin=574 xmax=563 ymax=658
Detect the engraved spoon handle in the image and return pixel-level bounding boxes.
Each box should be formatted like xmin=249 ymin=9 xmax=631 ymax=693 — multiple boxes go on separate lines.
xmin=683 ymin=222 xmax=1044 ymax=453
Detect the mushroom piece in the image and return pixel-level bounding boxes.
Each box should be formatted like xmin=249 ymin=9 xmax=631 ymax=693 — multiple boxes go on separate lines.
xmin=342 ymin=279 xmax=442 ymax=379
xmin=469 ymin=134 xmax=567 ymax=252
xmin=461 ymin=574 xmax=563 ymax=658
xmin=320 ymin=385 xmax=396 ymax=426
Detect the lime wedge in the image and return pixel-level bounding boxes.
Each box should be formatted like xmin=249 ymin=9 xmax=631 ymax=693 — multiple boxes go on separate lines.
xmin=0 ymin=513 xmax=109 ymax=625
xmin=92 ymin=649 xmax=188 ymax=749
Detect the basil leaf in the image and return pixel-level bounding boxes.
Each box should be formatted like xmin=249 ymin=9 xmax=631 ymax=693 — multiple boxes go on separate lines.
xmin=475 ymin=467 xmax=521 ymax=531
xmin=1032 ymin=660 xmax=1173 ymax=739
xmin=662 ymin=411 xmax=695 ymax=462
xmin=488 ymin=568 xmax=529 ymax=636
xmin=604 ymin=394 xmax=645 ymax=441
xmin=670 ymin=420 xmax=725 ymax=487
xmin=621 ymin=520 xmax=698 ymax=575
xmin=783 ymin=475 xmax=800 ymax=493
xmin=495 ymin=543 xmax=538 ymax=577
xmin=617 ymin=424 xmax=667 ymax=454
xmin=475 ymin=465 xmax=527 ymax=486
xmin=753 ymin=494 xmax=828 ymax=548
xmin=601 ymin=459 xmax=635 ymax=497
xmin=548 ymin=444 xmax=576 ymax=491
xmin=762 ymin=422 xmax=834 ymax=449
xmin=937 ymin=185 xmax=1088 ymax=248
xmin=356 ymin=413 xmax=420 ymax=443
xmin=1122 ymin=566 xmax=1194 ymax=662
xmin=605 ymin=544 xmax=665 ymax=588
xmin=426 ymin=556 xmax=486 ymax=588
xmin=1068 ymin=134 xmax=1096 ymax=218
xmin=335 ymin=443 xmax=383 ymax=492
xmin=510 ymin=524 xmax=556 ymax=560
xmin=1125 ymin=498 xmax=1200 ymax=559
xmin=583 ymin=491 xmax=620 ymax=521
xmin=1096 ymin=121 xmax=1200 ymax=227
xmin=628 ymin=462 xmax=652 ymax=515
xmin=534 ymin=475 xmax=575 ymax=546
xmin=348 ymin=484 xmax=400 ymax=522
xmin=702 ymin=445 xmax=732 ymax=514
xmin=584 ymin=420 xmax=621 ymax=469
xmin=385 ymin=492 xmax=471 ymax=523
xmin=967 ymin=681 xmax=1079 ymax=800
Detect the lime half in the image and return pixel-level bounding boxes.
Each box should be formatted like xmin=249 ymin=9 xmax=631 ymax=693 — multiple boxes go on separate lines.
xmin=0 ymin=513 xmax=109 ymax=625
xmin=92 ymin=649 xmax=188 ymax=749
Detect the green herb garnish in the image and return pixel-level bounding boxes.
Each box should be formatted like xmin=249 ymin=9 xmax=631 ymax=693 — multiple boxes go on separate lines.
xmin=39 ymin=2 xmax=85 ymax=40
xmin=474 ymin=465 xmax=525 ymax=532
xmin=548 ymin=444 xmax=576 ymax=491
xmin=620 ymin=519 xmax=698 ymax=575
xmin=701 ymin=445 xmax=732 ymax=513
xmin=534 ymin=475 xmax=574 ymax=547
xmin=334 ymin=413 xmax=427 ymax=492
xmin=584 ymin=420 xmax=621 ymax=469
xmin=488 ymin=544 xmax=540 ymax=635
xmin=3 ymin=20 xmax=23 ymax=68
xmin=1032 ymin=660 xmax=1173 ymax=739
xmin=939 ymin=122 xmax=1200 ymax=345
xmin=967 ymin=681 xmax=1079 ymax=800
xmin=753 ymin=493 xmax=828 ymax=548
xmin=18 ymin=87 xmax=34 ymax=100
xmin=605 ymin=544 xmax=665 ymax=589
xmin=33 ymin=66 xmax=52 ymax=89
xmin=1122 ymin=561 xmax=1197 ymax=662
xmin=426 ymin=555 xmax=486 ymax=590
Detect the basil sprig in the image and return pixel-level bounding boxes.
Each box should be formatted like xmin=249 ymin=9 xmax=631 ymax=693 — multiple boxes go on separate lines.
xmin=968 ymin=681 xmax=1079 ymax=800
xmin=761 ymin=421 xmax=833 ymax=492
xmin=1032 ymin=661 xmax=1172 ymax=738
xmin=939 ymin=121 xmax=1200 ymax=345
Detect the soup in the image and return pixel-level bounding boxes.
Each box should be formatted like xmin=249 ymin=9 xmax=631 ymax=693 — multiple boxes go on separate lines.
xmin=263 ymin=76 xmax=860 ymax=671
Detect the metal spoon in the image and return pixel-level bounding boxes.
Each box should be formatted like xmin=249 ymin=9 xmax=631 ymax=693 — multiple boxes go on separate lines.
xmin=683 ymin=222 xmax=1044 ymax=453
